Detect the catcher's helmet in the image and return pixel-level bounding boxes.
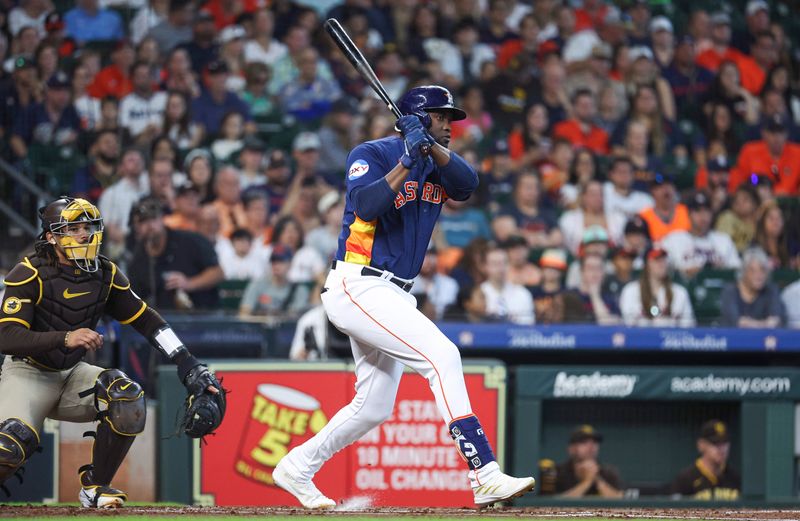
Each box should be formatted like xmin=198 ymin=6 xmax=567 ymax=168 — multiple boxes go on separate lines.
xmin=397 ymin=86 xmax=467 ymax=128
xmin=39 ymin=196 xmax=104 ymax=272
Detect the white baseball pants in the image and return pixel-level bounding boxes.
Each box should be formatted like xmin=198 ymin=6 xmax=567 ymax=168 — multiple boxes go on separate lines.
xmin=282 ymin=263 xmax=473 ymax=481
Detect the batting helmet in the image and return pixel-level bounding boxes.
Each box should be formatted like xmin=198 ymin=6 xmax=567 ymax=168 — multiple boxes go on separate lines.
xmin=398 ymin=86 xmax=467 ymax=128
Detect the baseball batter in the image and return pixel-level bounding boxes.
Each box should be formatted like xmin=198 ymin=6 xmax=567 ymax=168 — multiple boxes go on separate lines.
xmin=273 ymin=86 xmax=536 ymax=508
xmin=0 ymin=197 xmax=224 ymax=508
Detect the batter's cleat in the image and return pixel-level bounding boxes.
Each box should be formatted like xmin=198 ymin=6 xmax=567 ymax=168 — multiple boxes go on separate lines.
xmin=470 ymin=461 xmax=536 ymax=507
xmin=79 ymin=485 xmax=127 ymax=508
xmin=273 ymin=459 xmax=336 ymax=509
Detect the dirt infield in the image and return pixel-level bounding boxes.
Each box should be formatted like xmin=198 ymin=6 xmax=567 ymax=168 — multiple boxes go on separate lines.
xmin=2 ymin=506 xmax=800 ymax=520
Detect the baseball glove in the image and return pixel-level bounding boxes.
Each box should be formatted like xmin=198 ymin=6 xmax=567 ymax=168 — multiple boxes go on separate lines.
xmin=178 ymin=364 xmax=227 ymax=439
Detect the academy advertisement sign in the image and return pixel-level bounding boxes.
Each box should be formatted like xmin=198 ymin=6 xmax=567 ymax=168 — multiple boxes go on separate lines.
xmin=195 ymin=362 xmax=505 ymax=507
xmin=516 ymin=366 xmax=800 ymax=400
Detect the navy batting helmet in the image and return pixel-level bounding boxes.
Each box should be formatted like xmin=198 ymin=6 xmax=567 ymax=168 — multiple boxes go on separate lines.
xmin=398 ymin=86 xmax=467 ymax=128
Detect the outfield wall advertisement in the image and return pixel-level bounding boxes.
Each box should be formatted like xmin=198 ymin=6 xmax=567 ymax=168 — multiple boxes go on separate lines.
xmin=193 ymin=362 xmax=506 ymax=507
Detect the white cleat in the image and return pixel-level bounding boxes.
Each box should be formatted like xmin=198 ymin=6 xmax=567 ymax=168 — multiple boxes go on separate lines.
xmin=273 ymin=459 xmax=336 ymax=509
xmin=79 ymin=485 xmax=127 ymax=508
xmin=470 ymin=461 xmax=536 ymax=507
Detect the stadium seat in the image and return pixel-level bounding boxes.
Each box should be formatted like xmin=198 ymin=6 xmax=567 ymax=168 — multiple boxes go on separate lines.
xmin=218 ymin=279 xmax=250 ymax=312
xmin=27 ymin=144 xmax=85 ymax=196
xmin=685 ymin=268 xmax=737 ymax=325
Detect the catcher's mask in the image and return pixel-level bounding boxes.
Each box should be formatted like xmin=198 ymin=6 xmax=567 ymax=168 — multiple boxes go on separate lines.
xmin=39 ymin=196 xmax=104 ymax=273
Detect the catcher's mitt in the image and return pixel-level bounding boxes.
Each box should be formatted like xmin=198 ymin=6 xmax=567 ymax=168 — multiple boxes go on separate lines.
xmin=178 ymin=364 xmax=226 ymax=439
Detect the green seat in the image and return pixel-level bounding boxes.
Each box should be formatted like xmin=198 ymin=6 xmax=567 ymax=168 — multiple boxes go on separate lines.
xmin=685 ymin=268 xmax=737 ymax=325
xmin=219 ymin=279 xmax=250 ymax=312
xmin=772 ymin=268 xmax=800 ymax=289
xmin=27 ymin=144 xmax=85 ymax=195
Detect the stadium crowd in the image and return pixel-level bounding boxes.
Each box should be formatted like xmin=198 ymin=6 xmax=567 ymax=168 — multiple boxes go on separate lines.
xmin=2 ymin=0 xmax=800 ymax=330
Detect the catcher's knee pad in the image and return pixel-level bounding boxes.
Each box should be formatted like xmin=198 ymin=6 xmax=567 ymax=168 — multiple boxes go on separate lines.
xmin=95 ymin=369 xmax=146 ymax=436
xmin=0 ymin=418 xmax=39 ymax=481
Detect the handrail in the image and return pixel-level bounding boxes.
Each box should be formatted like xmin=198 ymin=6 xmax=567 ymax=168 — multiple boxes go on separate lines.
xmin=0 ymin=156 xmax=51 ymax=238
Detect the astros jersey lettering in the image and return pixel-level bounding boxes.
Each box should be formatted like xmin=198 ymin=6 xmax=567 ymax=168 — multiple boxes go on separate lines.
xmin=337 ymin=137 xmax=449 ymax=280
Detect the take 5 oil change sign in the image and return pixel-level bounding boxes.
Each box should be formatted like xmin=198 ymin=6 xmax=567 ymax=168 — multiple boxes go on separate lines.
xmin=195 ymin=362 xmax=506 ymax=507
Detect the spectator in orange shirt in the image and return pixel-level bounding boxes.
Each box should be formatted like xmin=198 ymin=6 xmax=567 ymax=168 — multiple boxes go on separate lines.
xmin=87 ymin=40 xmax=135 ymax=99
xmin=207 ymin=165 xmax=247 ymax=238
xmin=553 ymin=89 xmax=610 ymax=155
xmin=732 ymin=115 xmax=800 ymax=196
xmin=497 ymin=13 xmax=539 ymax=71
xmin=639 ymin=174 xmax=691 ymax=242
xmin=164 ymin=182 xmax=201 ymax=232
xmin=695 ymin=12 xmax=743 ymax=72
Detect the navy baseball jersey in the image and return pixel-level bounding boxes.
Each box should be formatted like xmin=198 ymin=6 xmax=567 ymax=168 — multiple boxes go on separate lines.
xmin=336 ymin=136 xmax=476 ymax=280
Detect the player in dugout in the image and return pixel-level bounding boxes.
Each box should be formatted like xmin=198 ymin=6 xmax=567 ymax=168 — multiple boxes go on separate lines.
xmin=670 ymin=419 xmax=741 ymax=500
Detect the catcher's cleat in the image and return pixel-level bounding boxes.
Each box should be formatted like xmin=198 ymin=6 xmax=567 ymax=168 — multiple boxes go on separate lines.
xmin=79 ymin=485 xmax=127 ymax=508
xmin=470 ymin=461 xmax=536 ymax=507
xmin=273 ymin=459 xmax=336 ymax=509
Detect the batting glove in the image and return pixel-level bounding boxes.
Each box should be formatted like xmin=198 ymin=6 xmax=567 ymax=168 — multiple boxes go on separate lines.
xmin=400 ymin=127 xmax=432 ymax=169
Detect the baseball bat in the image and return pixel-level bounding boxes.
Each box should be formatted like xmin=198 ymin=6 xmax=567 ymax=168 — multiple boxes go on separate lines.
xmin=324 ymin=18 xmax=402 ymax=119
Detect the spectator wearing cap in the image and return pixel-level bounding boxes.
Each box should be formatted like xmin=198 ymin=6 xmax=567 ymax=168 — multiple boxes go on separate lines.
xmin=476 ymin=138 xmax=518 ymax=214
xmin=98 ymin=147 xmax=148 ymax=256
xmin=119 ymin=61 xmax=168 ymax=144
xmin=649 ymin=16 xmax=674 ymax=70
xmin=731 ymin=115 xmax=800 ymax=196
xmin=410 ymin=246 xmax=460 ymax=321
xmin=620 ymin=246 xmax=695 ymax=327
xmin=733 ymin=0 xmax=771 ymax=54
xmin=163 ymin=182 xmax=202 ymax=232
xmin=128 ymin=198 xmax=223 ymax=310
xmin=236 ymin=135 xmax=267 ymax=190
xmin=0 ymin=57 xmax=41 ymax=140
xmin=716 ymin=184 xmax=759 ymax=253
xmin=218 ymin=25 xmax=247 ymax=93
xmin=215 ymin=227 xmax=265 ymax=281
xmin=177 ymin=10 xmax=218 ymax=76
xmin=9 ymin=0 xmax=50 ymax=38
xmin=638 ymin=174 xmax=691 ymax=242
xmin=720 ymin=247 xmax=786 ymax=328
xmin=530 ymin=248 xmax=567 ymax=324
xmin=696 ymin=155 xmax=734 ymax=213
xmin=553 ymin=89 xmax=610 ymax=155
xmin=663 ymin=36 xmax=715 ymax=119
xmin=502 ymin=235 xmax=540 ymax=288
xmin=145 ymin=0 xmax=193 ymax=54
xmin=317 ymin=97 xmax=360 ymax=183
xmin=695 ymin=12 xmax=763 ymax=96
xmin=562 ymin=252 xmax=621 ymax=325
xmin=670 ymin=420 xmax=740 ymax=500
xmin=603 ymin=156 xmax=654 ymax=221
xmin=306 ymin=191 xmax=345 ymax=263
xmin=207 ymin=165 xmax=247 ymax=238
xmin=86 ymin=40 xmax=135 ymax=99
xmin=243 ymin=9 xmax=287 ymax=67
xmin=621 ymin=216 xmax=650 ymax=270
xmin=499 ymin=172 xmax=563 ymax=249
xmin=278 ymin=47 xmax=342 ymax=124
xmin=10 ymin=70 xmax=80 ymax=160
xmin=564 ymin=225 xmax=612 ymax=290
xmin=249 ymin=148 xmax=292 ymax=216
xmin=604 ymin=246 xmax=637 ymax=297
xmin=559 ymin=180 xmax=625 ymax=256
xmin=662 ymin=192 xmax=741 ymax=278
xmin=481 ymin=245 xmax=535 ymax=325
xmin=538 ymin=424 xmax=623 ymax=497
xmin=191 ymin=59 xmax=253 ymax=137
xmin=64 ymin=0 xmax=124 ymax=44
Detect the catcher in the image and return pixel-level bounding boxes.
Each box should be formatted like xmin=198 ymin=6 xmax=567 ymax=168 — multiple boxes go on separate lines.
xmin=0 ymin=197 xmax=226 ymax=508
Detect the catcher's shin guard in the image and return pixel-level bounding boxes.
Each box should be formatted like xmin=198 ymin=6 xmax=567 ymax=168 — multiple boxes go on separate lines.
xmin=81 ymin=369 xmax=146 ymax=487
xmin=0 ymin=418 xmax=39 ymax=493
